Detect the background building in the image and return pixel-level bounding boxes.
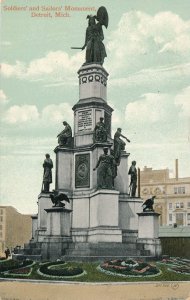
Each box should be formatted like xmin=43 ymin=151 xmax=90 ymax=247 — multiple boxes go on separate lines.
xmin=140 ymin=159 xmax=190 ymax=226
xmin=0 ymin=206 xmax=32 ymax=256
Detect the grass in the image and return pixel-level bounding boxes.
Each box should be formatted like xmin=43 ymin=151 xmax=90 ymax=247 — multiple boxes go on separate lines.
xmin=0 ymin=260 xmax=189 ymax=282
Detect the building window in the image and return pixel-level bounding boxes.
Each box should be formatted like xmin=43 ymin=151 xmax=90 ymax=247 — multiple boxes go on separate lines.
xmin=175 ymin=202 xmax=184 ymax=209
xmin=169 ymin=203 xmax=172 ymax=210
xmin=187 ymin=213 xmax=190 ymax=221
xmin=0 ymin=216 xmax=3 ymax=222
xmin=169 ymin=214 xmax=172 ymax=222
xmin=0 ymin=225 xmax=2 ymax=230
xmin=174 ymin=187 xmax=185 ymax=194
xmin=188 ymin=202 xmax=190 ymax=208
xmin=0 ymin=209 xmax=3 ymax=215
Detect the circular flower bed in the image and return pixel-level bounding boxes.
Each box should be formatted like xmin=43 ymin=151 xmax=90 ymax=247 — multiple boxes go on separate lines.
xmin=8 ymin=266 xmax=32 ymax=276
xmin=38 ymin=261 xmax=85 ymax=279
xmin=168 ymin=265 xmax=190 ymax=275
xmin=98 ymin=259 xmax=161 ymax=277
xmin=158 ymin=257 xmax=190 ymax=275
xmin=0 ymin=259 xmax=33 ymax=273
xmin=9 ymin=267 xmax=31 ymax=275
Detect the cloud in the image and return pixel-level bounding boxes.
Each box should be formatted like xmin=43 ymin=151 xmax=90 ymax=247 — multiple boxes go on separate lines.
xmin=159 ymin=34 xmax=190 ymax=54
xmin=109 ymin=63 xmax=190 ymax=89
xmin=1 ymin=51 xmax=84 ymax=83
xmin=107 ymin=11 xmax=190 ymax=73
xmin=4 ymin=105 xmax=39 ymax=124
xmin=109 ymin=102 xmax=124 ymax=129
xmin=1 ymin=61 xmax=25 ymax=78
xmin=41 ymin=103 xmax=73 ymax=124
xmin=175 ymin=86 xmax=190 ymax=117
xmin=2 ymin=102 xmax=73 ymax=126
xmin=0 ymin=41 xmax=11 ymax=46
xmin=125 ymin=93 xmax=173 ymax=123
xmin=0 ymin=89 xmax=8 ymax=104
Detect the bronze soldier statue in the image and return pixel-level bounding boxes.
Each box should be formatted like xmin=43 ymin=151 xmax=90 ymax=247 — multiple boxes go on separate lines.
xmin=128 ymin=161 xmax=137 ymax=197
xmin=42 ymin=154 xmax=53 ymax=193
xmin=110 ymin=149 xmax=117 ymax=187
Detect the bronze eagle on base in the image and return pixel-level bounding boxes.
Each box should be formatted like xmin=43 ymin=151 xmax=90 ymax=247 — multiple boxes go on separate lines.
xmin=142 ymin=196 xmax=156 ymax=212
xmin=50 ymin=192 xmax=70 ymax=208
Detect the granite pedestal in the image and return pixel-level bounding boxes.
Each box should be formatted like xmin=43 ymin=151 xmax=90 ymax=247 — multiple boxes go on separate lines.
xmin=137 ymin=212 xmax=162 ymax=257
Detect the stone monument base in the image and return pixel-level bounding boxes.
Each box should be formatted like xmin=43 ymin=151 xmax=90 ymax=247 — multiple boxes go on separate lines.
xmin=137 ymin=211 xmax=162 ymax=257
xmin=137 ymin=238 xmax=162 ymax=257
xmin=119 ymin=196 xmax=143 ymax=231
xmin=72 ymin=189 xmax=122 ymax=243
xmin=41 ymin=236 xmax=72 ymax=261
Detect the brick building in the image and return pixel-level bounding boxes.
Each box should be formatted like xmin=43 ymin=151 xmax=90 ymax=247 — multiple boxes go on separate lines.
xmin=0 ymin=206 xmax=32 ymax=256
xmin=140 ymin=160 xmax=190 ymax=226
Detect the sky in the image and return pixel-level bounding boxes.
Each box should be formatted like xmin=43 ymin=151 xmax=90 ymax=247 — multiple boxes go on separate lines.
xmin=0 ymin=0 xmax=190 ymax=214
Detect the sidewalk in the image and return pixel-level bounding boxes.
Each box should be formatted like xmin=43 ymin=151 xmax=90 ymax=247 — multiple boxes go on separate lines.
xmin=0 ymin=280 xmax=190 ymax=300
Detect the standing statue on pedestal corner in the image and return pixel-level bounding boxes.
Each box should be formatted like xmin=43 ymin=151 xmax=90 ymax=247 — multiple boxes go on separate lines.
xmin=57 ymin=121 xmax=72 ymax=147
xmin=42 ymin=154 xmax=53 ymax=193
xmin=93 ymin=147 xmax=114 ymax=189
xmin=94 ymin=117 xmax=107 ymax=142
xmin=128 ymin=161 xmax=137 ymax=197
xmin=110 ymin=149 xmax=117 ymax=186
xmin=114 ymin=128 xmax=130 ymax=165
xmin=81 ymin=7 xmax=108 ymax=65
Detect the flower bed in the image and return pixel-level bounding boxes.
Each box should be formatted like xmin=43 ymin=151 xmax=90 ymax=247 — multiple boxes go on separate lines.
xmin=9 ymin=267 xmax=31 ymax=275
xmin=0 ymin=259 xmax=33 ymax=273
xmin=98 ymin=259 xmax=161 ymax=277
xmin=158 ymin=257 xmax=190 ymax=275
xmin=168 ymin=265 xmax=190 ymax=275
xmin=6 ymin=266 xmax=32 ymax=277
xmin=38 ymin=261 xmax=85 ymax=278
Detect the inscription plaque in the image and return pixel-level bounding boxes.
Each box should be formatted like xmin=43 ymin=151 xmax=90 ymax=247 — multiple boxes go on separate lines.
xmin=78 ymin=110 xmax=92 ymax=131
xmin=75 ymin=153 xmax=90 ymax=188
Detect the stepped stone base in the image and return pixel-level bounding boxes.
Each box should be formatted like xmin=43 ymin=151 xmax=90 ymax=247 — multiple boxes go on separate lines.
xmin=63 ymin=239 xmax=152 ymax=261
xmin=12 ymin=254 xmax=42 ymax=261
xmin=13 ymin=229 xmax=162 ymax=261
xmin=63 ymin=255 xmax=155 ymax=263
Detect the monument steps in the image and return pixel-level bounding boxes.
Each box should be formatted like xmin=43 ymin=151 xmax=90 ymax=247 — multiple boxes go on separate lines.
xmin=64 ymin=242 xmax=145 ymax=258
xmin=63 ymin=255 xmax=154 ymax=262
xmin=24 ymin=242 xmax=41 ymax=249
xmin=23 ymin=248 xmax=42 ymax=255
xmin=12 ymin=254 xmax=42 ymax=261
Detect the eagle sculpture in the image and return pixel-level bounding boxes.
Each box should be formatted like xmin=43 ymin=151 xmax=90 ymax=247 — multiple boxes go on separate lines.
xmin=50 ymin=192 xmax=70 ymax=208
xmin=142 ymin=196 xmax=156 ymax=212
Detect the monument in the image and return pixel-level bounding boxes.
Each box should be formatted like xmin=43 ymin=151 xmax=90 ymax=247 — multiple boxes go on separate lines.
xmin=13 ymin=7 xmax=161 ymax=261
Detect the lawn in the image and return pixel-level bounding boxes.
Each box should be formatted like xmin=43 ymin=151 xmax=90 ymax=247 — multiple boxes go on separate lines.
xmin=0 ymin=258 xmax=189 ymax=282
